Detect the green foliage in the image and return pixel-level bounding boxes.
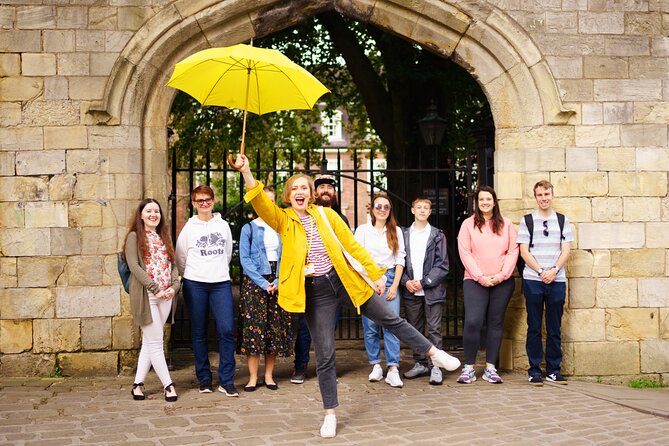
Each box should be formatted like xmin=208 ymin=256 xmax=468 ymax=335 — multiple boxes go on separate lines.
xmin=44 ymin=362 xmax=63 ymax=378
xmin=628 ymin=377 xmax=666 ymax=388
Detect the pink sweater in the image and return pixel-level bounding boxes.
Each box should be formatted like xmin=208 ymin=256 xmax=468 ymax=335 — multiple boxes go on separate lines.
xmin=458 ymin=215 xmax=519 ymax=284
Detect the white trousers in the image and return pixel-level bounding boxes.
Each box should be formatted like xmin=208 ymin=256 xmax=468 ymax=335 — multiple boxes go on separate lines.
xmin=134 ymin=294 xmax=173 ymax=387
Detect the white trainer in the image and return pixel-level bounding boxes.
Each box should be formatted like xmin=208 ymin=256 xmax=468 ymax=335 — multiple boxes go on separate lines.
xmin=320 ymin=414 xmax=337 ymax=438
xmin=368 ymin=364 xmax=384 ymax=382
xmin=385 ymin=369 xmax=404 ymax=388
xmin=431 ymin=349 xmax=461 ymax=371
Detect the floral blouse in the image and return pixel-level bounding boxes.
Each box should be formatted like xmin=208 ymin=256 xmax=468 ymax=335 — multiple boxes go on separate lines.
xmin=144 ymin=230 xmax=171 ymax=290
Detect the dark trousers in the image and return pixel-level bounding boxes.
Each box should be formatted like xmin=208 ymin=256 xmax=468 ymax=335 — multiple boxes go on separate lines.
xmin=293 ymin=314 xmax=311 ymax=371
xmin=404 ymin=297 xmax=443 ymax=366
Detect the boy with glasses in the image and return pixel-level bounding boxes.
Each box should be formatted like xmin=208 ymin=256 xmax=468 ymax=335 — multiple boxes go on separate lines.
xmin=517 ymin=180 xmax=573 ymax=386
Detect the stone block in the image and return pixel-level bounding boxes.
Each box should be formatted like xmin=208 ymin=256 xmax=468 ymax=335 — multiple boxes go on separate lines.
xmin=630 ymin=56 xmax=669 ymax=79
xmin=0 ymin=320 xmax=32 ymax=353
xmin=0 ymin=29 xmax=41 ymax=52
xmin=578 ymin=223 xmax=644 ymax=249
xmin=591 ymin=197 xmax=623 ymax=222
xmin=105 ymin=30 xmax=133 ymax=53
xmin=89 ymin=7 xmax=117 ymax=30
xmin=68 ymin=76 xmax=106 ymax=100
xmin=44 ymin=76 xmax=68 ymax=100
xmin=81 ymin=227 xmax=118 ymax=255
xmin=56 ymin=52 xmax=89 ymax=76
xmin=0 ymin=288 xmax=54 ymax=319
xmin=580 ymin=102 xmax=602 ymax=124
xmin=88 ymin=126 xmax=142 ymax=149
xmin=33 ymin=318 xmax=80 ymax=353
xmin=24 ymin=201 xmax=68 ymax=228
xmin=0 ymin=102 xmax=21 ymax=127
xmin=73 ymin=173 xmax=114 ymax=201
xmin=561 ymin=341 xmax=575 ymax=376
xmin=646 ymin=223 xmax=669 ymax=248
xmin=598 ymin=147 xmax=636 ymax=171
xmin=574 ymin=125 xmax=620 ymax=147
xmin=0 ymin=202 xmax=24 ymax=228
xmin=0 ymin=77 xmax=42 ymax=101
xmin=661 ymin=309 xmax=669 ymax=339
xmin=61 ymin=256 xmax=103 ymax=286
xmin=563 ymin=309 xmax=606 ymax=342
xmin=567 ymin=249 xmax=610 ymax=278
xmin=0 ymin=228 xmax=51 ymax=256
xmin=113 ymin=316 xmax=140 ymax=350
xmin=502 ymin=306 xmax=527 ymax=341
xmin=623 ymin=197 xmax=661 ymax=221
xmin=66 ymin=150 xmax=100 ymax=174
xmin=551 ymin=198 xmax=591 ymax=222
xmin=595 ymin=80 xmax=662 ymax=101
xmin=17 ymin=256 xmax=66 ymax=288
xmin=50 ymin=227 xmax=81 ymax=256
xmin=0 ymin=353 xmax=55 ymax=377
xmin=68 ymin=201 xmax=103 ymax=227
xmin=565 ymin=147 xmax=597 ymax=172
xmin=44 ymin=126 xmax=87 ymax=150
xmin=583 ymin=56 xmax=628 ymax=79
xmin=75 ymin=30 xmax=105 ymax=52
xmin=55 ymin=286 xmax=120 ymax=318
xmin=119 ymin=349 xmax=139 ymax=373
xmin=0 ymin=53 xmax=20 ymax=76
xmin=16 ymin=151 xmax=65 ymax=176
xmin=58 ymin=352 xmax=118 ymax=376
xmin=49 ymin=174 xmax=76 ymax=201
xmin=611 ymin=249 xmax=665 ymax=277
xmin=634 ymin=102 xmax=669 ymax=124
xmin=626 ymin=12 xmax=662 ymax=35
xmin=0 ymin=127 xmax=43 ymax=151
xmin=17 ymin=5 xmax=55 ymax=29
xmin=43 ymin=30 xmax=75 ymax=52
xmin=81 ymin=317 xmax=112 ymax=351
xmin=603 ymin=102 xmax=633 ymax=124
xmin=620 ymin=124 xmax=667 ymax=148
xmin=638 ymin=278 xmax=669 ymax=307
xmin=118 ymin=6 xmax=154 ymax=31
xmin=568 ymin=278 xmax=596 ymax=309
xmin=90 ymin=53 xmax=118 ymax=77
xmin=494 ymin=148 xmax=565 ymax=174
xmin=495 ymin=126 xmax=575 ymax=150
xmin=113 ymin=174 xmax=143 ymax=200
xmin=21 ymin=53 xmax=56 ymax=76
xmin=56 ymin=6 xmax=87 ymax=29
xmin=556 ymin=79 xmax=593 ymax=102
xmin=579 ymin=12 xmax=624 ymax=34
xmin=596 ymin=278 xmax=638 ymax=308
xmin=0 ymin=151 xmax=15 ymax=176
xmin=0 ymin=257 xmax=17 ymax=288
xmin=494 ymin=172 xmax=523 ymax=200
xmin=640 ymin=340 xmax=669 ymax=373
xmin=637 ymin=148 xmax=669 ymax=171
xmin=546 ymin=55 xmax=582 ymax=79
xmin=606 ymin=308 xmax=659 ymax=341
xmin=99 ymin=148 xmax=143 ymax=174
xmin=551 ymin=172 xmax=608 ymax=197
xmin=573 ymin=341 xmax=639 ymax=375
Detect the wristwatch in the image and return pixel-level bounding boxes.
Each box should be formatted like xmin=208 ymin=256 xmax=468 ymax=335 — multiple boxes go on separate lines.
xmin=537 ymin=268 xmax=545 ymax=275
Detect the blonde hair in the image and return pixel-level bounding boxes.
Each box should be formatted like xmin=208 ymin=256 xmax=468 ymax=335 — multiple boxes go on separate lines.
xmin=281 ymin=174 xmax=315 ymax=206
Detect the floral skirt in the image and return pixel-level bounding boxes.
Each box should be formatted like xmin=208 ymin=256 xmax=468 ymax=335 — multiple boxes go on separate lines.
xmin=237 ymin=262 xmax=293 ymax=356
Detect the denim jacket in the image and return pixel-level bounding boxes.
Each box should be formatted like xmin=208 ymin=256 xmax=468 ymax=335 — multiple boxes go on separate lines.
xmin=239 ymin=221 xmax=282 ymax=290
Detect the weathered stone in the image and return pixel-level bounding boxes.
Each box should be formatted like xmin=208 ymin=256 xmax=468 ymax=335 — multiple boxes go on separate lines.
xmin=68 ymin=76 xmax=106 ymax=100
xmin=66 ymin=150 xmax=100 ymax=174
xmin=44 ymin=126 xmax=87 ymax=150
xmin=0 ymin=353 xmax=55 ymax=376
xmin=583 ymin=56 xmax=628 ymax=79
xmin=0 ymin=320 xmax=32 ymax=353
xmin=80 ymin=227 xmax=118 ymax=255
xmin=578 ymin=223 xmax=644 ymax=249
xmin=574 ymin=125 xmax=620 ymax=147
xmin=90 ymin=53 xmax=118 ymax=77
xmin=603 ymin=102 xmax=633 ymax=124
xmin=61 ymin=256 xmax=103 ymax=286
xmin=56 ymin=52 xmax=89 ymax=76
xmin=81 ymin=317 xmax=112 ymax=351
xmin=546 ymin=55 xmax=582 ymax=79
xmin=630 ymin=56 xmax=669 ymax=79
xmin=48 ymin=174 xmax=76 ymax=201
xmin=0 ymin=53 xmax=20 ymax=76
xmin=113 ymin=174 xmax=143 ymax=200
xmin=119 ymin=349 xmax=139 ymax=373
xmin=595 ymin=80 xmax=662 ymax=101
xmin=21 ymin=53 xmax=56 ymax=76
xmin=0 ymin=256 xmax=17 ymax=289
xmin=580 ymin=102 xmax=602 ymax=125
xmin=596 ymin=278 xmax=638 ymax=308
xmin=598 ymin=147 xmax=636 ymax=171
xmin=661 ymin=309 xmax=669 ymax=339
xmin=24 ymin=201 xmax=68 ymax=228
xmin=50 ymin=227 xmax=81 ymax=256
xmin=43 ymin=30 xmax=75 ymax=52
xmin=638 ymin=278 xmax=669 ymax=307
xmin=591 ymin=197 xmax=623 ymax=222
xmin=73 ymin=174 xmax=114 ymax=201
xmin=75 ymin=30 xmax=105 ymax=52
xmin=495 ymin=126 xmax=575 ymax=150
xmin=0 ymin=176 xmax=48 ymax=201
xmin=567 ymin=249 xmax=610 ymax=277
xmin=33 ymin=318 xmax=80 ymax=353
xmin=551 ymin=198 xmax=590 ymax=222
xmin=620 ymin=124 xmax=667 ymax=147
xmin=89 ymin=7 xmax=117 ymax=30
xmin=502 ymin=306 xmax=527 ymax=341
xmin=17 ymin=256 xmax=66 ymax=288
xmin=0 ymin=77 xmax=42 ymax=101
xmin=112 ymin=316 xmax=140 ymax=350
xmin=44 ymin=76 xmax=68 ymax=101
xmin=55 ymin=286 xmax=120 ymax=318
xmin=579 ymin=12 xmax=624 ymax=34
xmin=68 ymin=201 xmax=103 ymax=227
xmin=0 ymin=287 xmax=54 ymax=319
xmin=99 ymin=148 xmax=143 ymax=174
xmin=495 ymin=172 xmax=523 ymax=199
xmin=16 ymin=150 xmax=65 ymax=176
xmin=640 ymin=340 xmax=669 ymax=373
xmin=565 ymin=147 xmax=597 ymax=172
xmin=637 ymin=148 xmax=669 ymax=171
xmin=611 ymin=249 xmax=665 ymax=277
xmin=606 ymin=308 xmax=659 ymax=341
xmin=0 ymin=102 xmax=21 ymax=126
xmin=57 ymin=6 xmax=87 ymax=29
xmin=0 ymin=202 xmax=24 ymax=228
xmin=58 ymin=351 xmax=118 ymax=376
xmin=0 ymin=228 xmax=51 ymax=256
xmin=623 ymin=197 xmax=661 ymax=221
xmin=568 ymin=278 xmax=596 ymax=309
xmin=634 ymin=102 xmax=669 ymax=124
xmin=557 ymin=79 xmax=593 ymax=102
xmin=562 ymin=309 xmax=606 ymax=342
xmin=551 ymin=172 xmax=608 ymax=197
xmin=574 ymin=341 xmax=639 ymax=375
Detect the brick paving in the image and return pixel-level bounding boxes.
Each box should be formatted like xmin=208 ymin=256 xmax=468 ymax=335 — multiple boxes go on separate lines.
xmin=1 ymin=348 xmax=669 ymax=445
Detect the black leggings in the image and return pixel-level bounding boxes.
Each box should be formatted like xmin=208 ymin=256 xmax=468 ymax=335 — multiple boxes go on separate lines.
xmin=462 ymin=278 xmax=515 ymax=365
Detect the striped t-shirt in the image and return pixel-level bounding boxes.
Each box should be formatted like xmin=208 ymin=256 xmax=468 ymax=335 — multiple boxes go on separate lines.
xmin=300 ymin=214 xmax=332 ymax=276
xmin=516 ymin=211 xmax=573 ymax=282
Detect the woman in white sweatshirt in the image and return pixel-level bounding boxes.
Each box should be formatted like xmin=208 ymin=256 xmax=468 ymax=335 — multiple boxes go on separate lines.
xmin=175 ymin=185 xmax=236 ymax=396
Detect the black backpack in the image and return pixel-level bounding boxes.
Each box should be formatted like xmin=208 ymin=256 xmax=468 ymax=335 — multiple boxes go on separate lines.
xmin=517 ymin=213 xmax=565 ymax=277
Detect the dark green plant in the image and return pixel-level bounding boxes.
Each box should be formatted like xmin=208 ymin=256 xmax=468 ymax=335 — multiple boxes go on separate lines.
xmin=628 ymin=377 xmax=666 ymax=389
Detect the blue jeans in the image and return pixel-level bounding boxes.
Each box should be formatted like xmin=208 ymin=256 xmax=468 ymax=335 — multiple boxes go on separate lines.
xmin=524 ymin=279 xmax=566 ymax=377
xmin=362 ymin=269 xmax=400 ymax=367
xmin=183 ymin=278 xmax=236 ymax=386
xmin=294 ymin=314 xmax=311 ymax=371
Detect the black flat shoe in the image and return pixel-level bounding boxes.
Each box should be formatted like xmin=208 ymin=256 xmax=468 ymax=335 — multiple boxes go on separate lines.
xmin=164 ymin=383 xmax=178 ymax=402
xmin=265 ymin=382 xmax=278 ymax=391
xmin=131 ymin=382 xmax=145 ymax=401
xmin=244 ymin=384 xmax=257 ymax=392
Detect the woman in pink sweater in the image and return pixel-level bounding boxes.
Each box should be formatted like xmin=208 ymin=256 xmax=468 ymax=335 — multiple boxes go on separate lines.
xmin=457 ymin=186 xmax=519 ymax=384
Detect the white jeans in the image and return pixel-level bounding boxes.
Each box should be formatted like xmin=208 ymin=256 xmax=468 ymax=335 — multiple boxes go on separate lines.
xmin=134 ymin=293 xmax=173 ymax=387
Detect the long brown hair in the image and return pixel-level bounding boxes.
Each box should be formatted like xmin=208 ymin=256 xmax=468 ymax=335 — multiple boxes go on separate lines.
xmin=122 ymin=198 xmax=175 ymax=261
xmin=370 ymin=193 xmax=400 ymax=255
xmin=473 ymin=186 xmax=504 ymax=235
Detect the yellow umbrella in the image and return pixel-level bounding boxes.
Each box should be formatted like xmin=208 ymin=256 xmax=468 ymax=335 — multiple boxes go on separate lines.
xmin=166 ymin=43 xmax=330 ymax=167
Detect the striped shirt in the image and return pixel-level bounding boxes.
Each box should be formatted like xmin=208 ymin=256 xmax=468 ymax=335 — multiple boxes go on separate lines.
xmin=300 ymin=214 xmax=332 ymax=276
xmin=516 ymin=211 xmax=573 ymax=282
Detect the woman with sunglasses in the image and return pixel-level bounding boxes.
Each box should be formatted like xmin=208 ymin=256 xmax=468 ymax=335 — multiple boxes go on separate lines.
xmin=457 ymin=185 xmax=519 ymax=384
xmin=175 ymin=185 xmax=237 ymax=396
xmin=354 ymin=193 xmax=406 ymax=387
xmin=234 ymin=153 xmax=460 ymax=438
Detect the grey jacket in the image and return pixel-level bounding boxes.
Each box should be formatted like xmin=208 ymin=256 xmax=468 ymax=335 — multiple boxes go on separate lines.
xmin=400 ymin=225 xmax=449 ymax=305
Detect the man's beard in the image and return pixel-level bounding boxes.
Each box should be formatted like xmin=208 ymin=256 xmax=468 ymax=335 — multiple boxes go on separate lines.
xmin=315 ymin=192 xmax=337 ymax=207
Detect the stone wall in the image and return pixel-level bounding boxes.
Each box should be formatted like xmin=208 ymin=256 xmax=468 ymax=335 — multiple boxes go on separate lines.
xmin=0 ymin=1 xmax=667 ymax=380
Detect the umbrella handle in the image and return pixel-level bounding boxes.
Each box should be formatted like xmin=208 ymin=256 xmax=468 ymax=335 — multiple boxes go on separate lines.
xmin=227 ymin=153 xmax=242 ymax=171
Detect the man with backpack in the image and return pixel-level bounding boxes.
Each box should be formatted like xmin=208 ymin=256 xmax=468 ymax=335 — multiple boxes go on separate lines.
xmin=517 ymin=180 xmax=573 ymax=387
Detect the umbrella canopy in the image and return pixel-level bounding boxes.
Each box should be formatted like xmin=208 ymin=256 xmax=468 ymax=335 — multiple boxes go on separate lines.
xmin=166 ymin=44 xmax=330 ymax=115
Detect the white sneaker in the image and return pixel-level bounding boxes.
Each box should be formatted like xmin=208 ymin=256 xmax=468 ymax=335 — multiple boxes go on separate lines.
xmin=431 ymin=349 xmax=461 ymax=371
xmin=368 ymin=364 xmax=384 ymax=382
xmin=320 ymin=414 xmax=337 ymax=438
xmin=385 ymin=369 xmax=404 ymax=388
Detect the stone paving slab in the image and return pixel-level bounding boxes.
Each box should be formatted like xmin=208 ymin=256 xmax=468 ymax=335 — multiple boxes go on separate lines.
xmin=1 ymin=349 xmax=669 ymax=445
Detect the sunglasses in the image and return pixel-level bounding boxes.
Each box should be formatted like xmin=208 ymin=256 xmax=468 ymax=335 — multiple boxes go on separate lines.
xmin=543 ymin=220 xmax=549 ymax=237
xmin=374 ymin=203 xmax=391 ymax=211
xmin=194 ymin=198 xmax=213 ymax=206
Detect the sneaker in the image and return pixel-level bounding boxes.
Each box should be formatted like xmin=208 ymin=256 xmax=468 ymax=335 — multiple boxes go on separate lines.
xmin=546 ymin=372 xmax=568 ymax=385
xmin=431 ymin=349 xmax=461 ymax=372
xmin=320 ymin=414 xmax=337 ymax=438
xmin=368 ymin=364 xmax=384 ymax=382
xmin=385 ymin=369 xmax=403 ymax=388
xmin=199 ymin=381 xmax=213 ymax=393
xmin=403 ymin=362 xmax=430 ymax=379
xmin=482 ymin=367 xmax=503 ymax=384
xmin=456 ymin=366 xmax=476 ymax=384
xmin=429 ymin=366 xmax=443 ymax=385
xmin=529 ymin=375 xmax=544 ymax=387
xmin=291 ymin=369 xmax=306 ymax=384
xmin=218 ymin=384 xmax=239 ymax=397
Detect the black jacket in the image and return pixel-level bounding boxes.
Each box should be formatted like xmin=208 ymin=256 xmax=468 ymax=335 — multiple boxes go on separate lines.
xmin=400 ymin=225 xmax=449 ymax=305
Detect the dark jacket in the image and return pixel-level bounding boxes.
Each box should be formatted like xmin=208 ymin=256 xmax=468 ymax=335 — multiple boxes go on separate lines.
xmin=400 ymin=225 xmax=449 ymax=305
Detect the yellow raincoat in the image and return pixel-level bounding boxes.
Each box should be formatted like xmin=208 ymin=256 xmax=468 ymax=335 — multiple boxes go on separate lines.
xmin=244 ymin=181 xmax=386 ymax=313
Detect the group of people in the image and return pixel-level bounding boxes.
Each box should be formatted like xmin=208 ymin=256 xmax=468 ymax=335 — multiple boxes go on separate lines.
xmin=121 ymin=162 xmax=571 ymax=438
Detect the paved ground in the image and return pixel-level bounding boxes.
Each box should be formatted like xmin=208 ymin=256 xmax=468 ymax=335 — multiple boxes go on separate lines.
xmin=2 ymin=348 xmax=669 ymax=445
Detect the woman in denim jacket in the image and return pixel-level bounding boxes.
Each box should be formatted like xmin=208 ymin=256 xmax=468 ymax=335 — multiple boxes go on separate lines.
xmin=238 ymin=187 xmax=293 ymax=392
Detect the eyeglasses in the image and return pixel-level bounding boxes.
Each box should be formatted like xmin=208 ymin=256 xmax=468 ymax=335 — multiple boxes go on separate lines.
xmin=194 ymin=198 xmax=213 ymax=206
xmin=543 ymin=220 xmax=549 ymax=237
xmin=374 ymin=203 xmax=391 ymax=211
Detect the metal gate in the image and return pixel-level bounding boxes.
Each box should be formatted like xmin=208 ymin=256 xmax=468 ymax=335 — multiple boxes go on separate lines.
xmin=169 ymin=141 xmax=492 ymax=350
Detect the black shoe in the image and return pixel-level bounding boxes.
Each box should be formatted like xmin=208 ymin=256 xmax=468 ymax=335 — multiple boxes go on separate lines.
xmin=199 ymin=381 xmax=213 ymax=393
xmin=529 ymin=375 xmax=544 ymax=387
xmin=244 ymin=384 xmax=257 ymax=392
xmin=218 ymin=384 xmax=239 ymax=397
xmin=291 ymin=369 xmax=306 ymax=384
xmin=164 ymin=383 xmax=178 ymax=402
xmin=131 ymin=382 xmax=145 ymax=401
xmin=546 ymin=372 xmax=568 ymax=385
xmin=265 ymin=382 xmax=278 ymax=391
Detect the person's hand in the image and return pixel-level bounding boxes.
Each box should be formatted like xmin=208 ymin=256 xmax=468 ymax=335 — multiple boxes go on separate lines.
xmin=265 ymin=283 xmax=277 ymax=295
xmin=479 ymin=277 xmax=492 ymax=287
xmin=374 ymin=276 xmax=386 ymax=296
xmin=406 ymin=279 xmax=421 ymax=293
xmin=155 ymin=290 xmax=166 ymax=299
xmin=235 ymin=153 xmax=250 ymax=173
xmin=541 ymin=267 xmax=557 ymax=284
xmin=386 ymin=284 xmax=398 ymax=301
xmin=487 ymin=276 xmax=498 ymax=287
xmin=163 ymin=288 xmax=175 ymax=300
